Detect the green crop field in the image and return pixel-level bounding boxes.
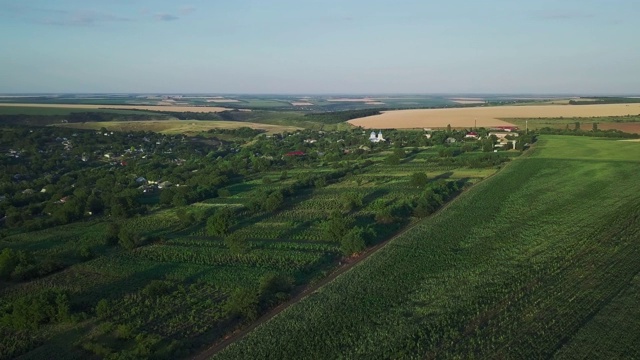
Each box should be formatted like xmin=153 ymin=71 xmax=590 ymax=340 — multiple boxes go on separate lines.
xmin=504 ymin=115 xmax=640 ymax=132
xmin=1 ymin=126 xmax=514 ymax=359
xmin=215 ymin=136 xmax=640 ymax=359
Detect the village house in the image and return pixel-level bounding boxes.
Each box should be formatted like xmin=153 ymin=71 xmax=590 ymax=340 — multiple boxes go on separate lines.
xmin=489 ymin=132 xmax=519 ymax=140
xmin=158 ymin=181 xmax=173 ymax=189
xmin=465 ymin=132 xmax=479 ymax=139
xmin=490 ymin=126 xmax=519 ymax=132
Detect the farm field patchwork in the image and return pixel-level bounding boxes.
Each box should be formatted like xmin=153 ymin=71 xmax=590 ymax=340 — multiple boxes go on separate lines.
xmin=55 ymin=120 xmax=302 ymax=135
xmin=0 ymin=131 xmax=510 ymax=359
xmin=0 ymin=103 xmax=230 ymax=113
xmin=348 ymin=103 xmax=640 ymax=129
xmin=215 ymin=136 xmax=640 ymax=359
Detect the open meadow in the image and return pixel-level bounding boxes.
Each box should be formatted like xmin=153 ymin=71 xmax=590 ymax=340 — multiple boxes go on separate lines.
xmin=348 ymin=103 xmax=640 ymax=129
xmin=215 ymin=136 xmax=640 ymax=359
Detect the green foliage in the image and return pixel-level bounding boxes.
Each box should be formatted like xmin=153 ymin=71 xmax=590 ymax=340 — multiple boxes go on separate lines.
xmin=384 ymin=153 xmax=401 ymax=165
xmin=206 ymin=207 xmax=235 ymax=236
xmin=482 ymin=138 xmax=495 ymax=152
xmin=322 ymin=211 xmax=353 ymax=241
xmin=104 ymin=222 xmax=120 ymax=245
xmin=118 ymin=228 xmax=143 ymax=250
xmin=175 ymin=208 xmax=196 ymax=227
xmin=304 ymin=109 xmax=382 ymax=124
xmin=0 ymin=290 xmax=72 ymax=330
xmin=0 ymin=248 xmax=19 ymax=280
xmin=217 ymin=188 xmax=232 ymax=198
xmin=215 ymin=136 xmax=640 ymax=359
xmin=142 ymin=280 xmax=173 ymax=297
xmin=115 ymin=324 xmax=135 ymax=340
xmin=341 ymin=193 xmax=364 ymax=212
xmin=224 ymin=288 xmax=260 ymax=322
xmin=224 ymin=232 xmax=249 ymax=254
xmin=248 ymin=190 xmax=285 ymax=213
xmin=534 ymin=127 xmax=639 ymax=139
xmin=438 ymin=147 xmax=460 ymax=157
xmin=77 ymin=245 xmax=93 ymax=260
xmin=95 ymin=299 xmax=110 ymax=319
xmin=259 ymin=272 xmax=295 ymax=307
xmin=0 ymin=123 xmax=524 ymax=358
xmin=340 ymin=227 xmax=366 ymax=256
xmin=409 ymin=172 xmax=429 ymax=188
xmin=374 ymin=207 xmax=396 ymax=224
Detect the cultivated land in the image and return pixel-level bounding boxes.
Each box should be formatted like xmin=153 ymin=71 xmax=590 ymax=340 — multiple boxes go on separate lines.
xmin=348 ymin=103 xmax=640 ymax=129
xmin=2 ymin=124 xmax=518 ymax=359
xmin=0 ymin=103 xmax=230 ymax=113
xmin=215 ymin=136 xmax=640 ymax=359
xmin=505 ymin=115 xmax=640 ymax=134
xmin=55 ymin=120 xmax=301 ymax=135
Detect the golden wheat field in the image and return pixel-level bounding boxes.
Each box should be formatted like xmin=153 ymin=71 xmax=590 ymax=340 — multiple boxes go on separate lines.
xmin=348 ymin=104 xmax=640 ymax=129
xmin=0 ymin=103 xmax=230 ymax=113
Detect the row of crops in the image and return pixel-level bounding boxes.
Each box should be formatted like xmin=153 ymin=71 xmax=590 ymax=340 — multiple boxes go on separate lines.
xmin=215 ymin=136 xmax=640 ymax=359
xmin=0 ymin=143 xmax=506 ymax=359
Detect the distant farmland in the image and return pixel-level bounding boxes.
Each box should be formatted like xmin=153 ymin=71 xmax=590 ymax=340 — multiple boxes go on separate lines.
xmin=348 ymin=103 xmax=640 ymax=129
xmin=55 ymin=120 xmax=301 ymax=135
xmin=0 ymin=103 xmax=230 ymax=113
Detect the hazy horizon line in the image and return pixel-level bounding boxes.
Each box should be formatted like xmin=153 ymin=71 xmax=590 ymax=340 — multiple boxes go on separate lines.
xmin=1 ymin=92 xmax=639 ymax=97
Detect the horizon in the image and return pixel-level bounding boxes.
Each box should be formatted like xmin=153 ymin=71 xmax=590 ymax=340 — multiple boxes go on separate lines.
xmin=1 ymin=0 xmax=639 ymax=94
xmin=1 ymin=93 xmax=640 ymax=97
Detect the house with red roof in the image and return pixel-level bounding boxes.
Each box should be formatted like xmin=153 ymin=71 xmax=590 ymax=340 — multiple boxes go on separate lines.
xmin=465 ymin=131 xmax=479 ymax=139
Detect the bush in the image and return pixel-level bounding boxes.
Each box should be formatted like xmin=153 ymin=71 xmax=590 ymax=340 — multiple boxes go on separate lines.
xmin=224 ymin=232 xmax=249 ymax=254
xmin=118 ymin=228 xmax=143 ymax=250
xmin=0 ymin=248 xmax=19 ymax=280
xmin=206 ymin=208 xmax=235 ymax=236
xmin=409 ymin=172 xmax=429 ymax=188
xmin=217 ymin=188 xmax=231 ymax=198
xmin=95 ymin=299 xmax=110 ymax=319
xmin=142 ymin=280 xmax=173 ymax=297
xmin=341 ymin=227 xmax=366 ymax=256
xmin=224 ymin=288 xmax=259 ymax=322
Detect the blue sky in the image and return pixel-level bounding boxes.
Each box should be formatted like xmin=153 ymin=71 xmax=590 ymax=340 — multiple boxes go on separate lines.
xmin=1 ymin=0 xmax=639 ymax=94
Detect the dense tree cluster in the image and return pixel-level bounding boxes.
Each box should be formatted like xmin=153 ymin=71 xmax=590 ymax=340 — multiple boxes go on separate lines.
xmin=535 ymin=127 xmax=639 ymax=139
xmin=0 ymin=112 xmax=171 ymax=126
xmin=304 ymin=109 xmax=382 ymax=124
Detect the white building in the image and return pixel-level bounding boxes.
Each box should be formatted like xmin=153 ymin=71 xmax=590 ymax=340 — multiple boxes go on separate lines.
xmin=369 ymin=131 xmax=386 ymax=143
